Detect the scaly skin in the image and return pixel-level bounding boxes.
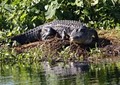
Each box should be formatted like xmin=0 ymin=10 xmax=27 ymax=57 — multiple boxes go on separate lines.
xmin=11 ymin=20 xmax=98 ymax=45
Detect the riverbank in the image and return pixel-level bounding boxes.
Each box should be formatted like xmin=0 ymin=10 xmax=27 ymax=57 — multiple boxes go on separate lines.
xmin=0 ymin=29 xmax=120 ymax=64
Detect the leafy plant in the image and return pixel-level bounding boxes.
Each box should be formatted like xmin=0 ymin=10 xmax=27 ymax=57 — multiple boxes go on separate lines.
xmin=0 ymin=0 xmax=120 ymax=41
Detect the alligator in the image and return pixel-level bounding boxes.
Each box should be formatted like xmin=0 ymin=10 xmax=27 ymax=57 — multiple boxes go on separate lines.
xmin=11 ymin=20 xmax=98 ymax=45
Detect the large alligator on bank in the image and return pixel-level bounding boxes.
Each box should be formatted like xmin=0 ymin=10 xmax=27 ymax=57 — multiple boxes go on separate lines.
xmin=11 ymin=20 xmax=99 ymax=45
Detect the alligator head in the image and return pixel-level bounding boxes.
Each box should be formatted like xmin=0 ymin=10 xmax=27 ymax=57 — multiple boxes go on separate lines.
xmin=70 ymin=25 xmax=98 ymax=44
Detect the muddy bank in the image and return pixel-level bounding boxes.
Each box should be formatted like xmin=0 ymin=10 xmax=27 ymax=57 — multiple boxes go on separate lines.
xmin=12 ymin=29 xmax=120 ymax=63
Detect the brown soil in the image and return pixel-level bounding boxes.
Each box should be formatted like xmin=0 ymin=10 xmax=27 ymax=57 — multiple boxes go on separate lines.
xmin=14 ymin=29 xmax=120 ymax=62
xmin=98 ymin=29 xmax=120 ymax=56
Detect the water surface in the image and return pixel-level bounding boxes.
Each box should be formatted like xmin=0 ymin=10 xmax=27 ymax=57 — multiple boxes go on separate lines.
xmin=0 ymin=61 xmax=120 ymax=85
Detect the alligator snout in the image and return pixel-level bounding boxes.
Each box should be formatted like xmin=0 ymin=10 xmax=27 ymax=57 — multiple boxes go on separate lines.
xmin=70 ymin=36 xmax=84 ymax=44
xmin=70 ymin=35 xmax=93 ymax=44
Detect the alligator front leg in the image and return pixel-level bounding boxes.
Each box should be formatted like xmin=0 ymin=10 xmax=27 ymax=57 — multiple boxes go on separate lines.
xmin=61 ymin=29 xmax=70 ymax=40
xmin=89 ymin=29 xmax=99 ymax=43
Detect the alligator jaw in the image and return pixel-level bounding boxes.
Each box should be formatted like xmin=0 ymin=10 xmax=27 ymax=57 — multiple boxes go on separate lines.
xmin=70 ymin=37 xmax=93 ymax=44
xmin=70 ymin=37 xmax=84 ymax=44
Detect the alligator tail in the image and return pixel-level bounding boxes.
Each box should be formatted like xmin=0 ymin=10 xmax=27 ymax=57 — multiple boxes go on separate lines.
xmin=11 ymin=34 xmax=27 ymax=45
xmin=11 ymin=28 xmax=42 ymax=45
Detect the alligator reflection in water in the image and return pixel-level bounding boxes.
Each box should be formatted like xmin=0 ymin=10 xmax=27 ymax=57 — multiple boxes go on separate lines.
xmin=41 ymin=62 xmax=89 ymax=76
xmin=1 ymin=61 xmax=120 ymax=85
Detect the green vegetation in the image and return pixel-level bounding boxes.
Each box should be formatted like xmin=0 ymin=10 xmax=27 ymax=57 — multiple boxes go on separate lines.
xmin=0 ymin=0 xmax=120 ymax=38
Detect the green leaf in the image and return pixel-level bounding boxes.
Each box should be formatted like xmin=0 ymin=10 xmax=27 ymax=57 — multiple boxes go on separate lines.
xmin=12 ymin=0 xmax=21 ymax=6
xmin=20 ymin=13 xmax=27 ymax=21
xmin=45 ymin=0 xmax=60 ymax=19
xmin=75 ymin=0 xmax=83 ymax=7
xmin=82 ymin=9 xmax=89 ymax=15
xmin=91 ymin=0 xmax=99 ymax=6
xmin=7 ymin=32 xmax=12 ymax=37
xmin=31 ymin=16 xmax=37 ymax=22
xmin=103 ymin=0 xmax=106 ymax=3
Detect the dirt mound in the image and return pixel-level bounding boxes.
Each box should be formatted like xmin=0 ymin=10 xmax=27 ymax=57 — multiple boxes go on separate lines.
xmin=14 ymin=29 xmax=120 ymax=59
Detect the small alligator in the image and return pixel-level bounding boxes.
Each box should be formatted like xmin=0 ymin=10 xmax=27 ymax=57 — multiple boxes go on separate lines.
xmin=11 ymin=20 xmax=98 ymax=45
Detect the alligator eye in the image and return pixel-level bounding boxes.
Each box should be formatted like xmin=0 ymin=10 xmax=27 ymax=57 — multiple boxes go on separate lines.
xmin=80 ymin=28 xmax=86 ymax=32
xmin=75 ymin=29 xmax=79 ymax=32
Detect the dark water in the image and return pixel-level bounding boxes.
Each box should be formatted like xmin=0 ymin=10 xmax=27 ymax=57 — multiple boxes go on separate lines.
xmin=0 ymin=61 xmax=120 ymax=85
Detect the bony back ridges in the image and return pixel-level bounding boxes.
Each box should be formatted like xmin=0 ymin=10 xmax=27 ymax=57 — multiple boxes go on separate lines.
xmin=10 ymin=20 xmax=98 ymax=45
